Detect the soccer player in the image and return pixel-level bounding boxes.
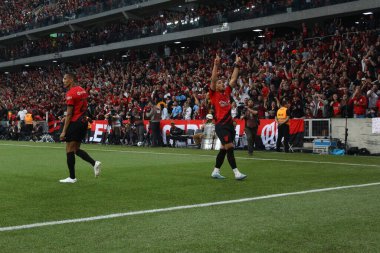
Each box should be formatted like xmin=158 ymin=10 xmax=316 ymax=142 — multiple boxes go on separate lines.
xmin=59 ymin=73 xmax=101 ymax=183
xmin=209 ymin=54 xmax=247 ymax=180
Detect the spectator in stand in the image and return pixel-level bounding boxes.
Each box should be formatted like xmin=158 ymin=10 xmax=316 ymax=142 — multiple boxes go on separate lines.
xmin=340 ymin=94 xmax=352 ymax=118
xmin=304 ymin=108 xmax=314 ymax=119
xmin=304 ymin=96 xmax=315 ymax=118
xmin=182 ymin=101 xmax=192 ymax=120
xmin=171 ymin=101 xmax=182 ymax=119
xmin=314 ymin=94 xmax=329 ymax=118
xmin=265 ymin=100 xmax=279 ymax=119
xmin=349 ymin=86 xmax=368 ymax=118
xmin=330 ymin=94 xmax=342 ymax=118
xmin=193 ymin=93 xmax=208 ymax=120
xmin=290 ymin=95 xmax=304 ymax=118
xmin=161 ymin=104 xmax=170 ymax=120
xmin=231 ymin=101 xmax=238 ymax=119
xmin=367 ymin=84 xmax=378 ymax=118
xmin=255 ymin=95 xmax=266 ymax=119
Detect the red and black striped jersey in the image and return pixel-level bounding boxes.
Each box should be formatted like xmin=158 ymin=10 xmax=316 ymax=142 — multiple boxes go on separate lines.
xmin=209 ymin=85 xmax=233 ymax=126
xmin=66 ymin=86 xmax=88 ymax=122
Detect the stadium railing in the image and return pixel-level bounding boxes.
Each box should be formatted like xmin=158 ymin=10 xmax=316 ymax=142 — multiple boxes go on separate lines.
xmin=304 ymin=119 xmax=331 ymax=139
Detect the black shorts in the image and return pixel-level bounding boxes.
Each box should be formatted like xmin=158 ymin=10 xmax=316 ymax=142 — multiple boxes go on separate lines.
xmin=65 ymin=119 xmax=87 ymax=142
xmin=215 ymin=123 xmax=235 ymax=145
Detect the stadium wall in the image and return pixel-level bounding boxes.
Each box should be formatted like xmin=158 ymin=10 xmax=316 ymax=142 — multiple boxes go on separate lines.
xmin=331 ymin=119 xmax=380 ymax=154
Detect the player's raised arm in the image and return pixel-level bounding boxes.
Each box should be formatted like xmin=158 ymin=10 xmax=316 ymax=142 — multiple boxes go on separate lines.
xmin=229 ymin=55 xmax=241 ymax=88
xmin=210 ymin=54 xmax=220 ymax=91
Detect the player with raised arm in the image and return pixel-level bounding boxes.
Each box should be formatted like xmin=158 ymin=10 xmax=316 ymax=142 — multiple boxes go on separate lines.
xmin=59 ymin=73 xmax=101 ymax=183
xmin=209 ymin=54 xmax=247 ymax=180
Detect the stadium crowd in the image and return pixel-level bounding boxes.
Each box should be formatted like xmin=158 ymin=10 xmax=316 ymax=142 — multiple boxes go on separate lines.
xmin=0 ymin=0 xmax=356 ymax=45
xmin=1 ymin=15 xmax=379 ymax=121
xmin=0 ymin=13 xmax=379 ymax=143
xmin=0 ymin=0 xmax=150 ymax=37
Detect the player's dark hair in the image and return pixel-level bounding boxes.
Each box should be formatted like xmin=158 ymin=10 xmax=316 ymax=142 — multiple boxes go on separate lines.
xmin=66 ymin=73 xmax=78 ymax=83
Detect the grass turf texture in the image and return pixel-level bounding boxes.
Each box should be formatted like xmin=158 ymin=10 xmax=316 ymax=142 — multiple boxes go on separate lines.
xmin=1 ymin=141 xmax=380 ymax=252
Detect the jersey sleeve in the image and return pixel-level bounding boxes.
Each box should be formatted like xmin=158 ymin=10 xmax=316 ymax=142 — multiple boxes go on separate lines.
xmin=66 ymin=91 xmax=75 ymax=106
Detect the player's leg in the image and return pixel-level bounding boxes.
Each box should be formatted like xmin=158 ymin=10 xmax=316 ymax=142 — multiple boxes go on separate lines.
xmin=211 ymin=145 xmax=227 ymax=179
xmin=75 ymin=120 xmax=101 ymax=177
xmin=59 ymin=141 xmax=77 ymax=183
xmin=60 ymin=121 xmax=77 ymax=183
xmin=211 ymin=125 xmax=228 ymax=179
xmin=224 ymin=126 xmax=247 ymax=180
xmin=75 ymin=141 xmax=95 ymax=167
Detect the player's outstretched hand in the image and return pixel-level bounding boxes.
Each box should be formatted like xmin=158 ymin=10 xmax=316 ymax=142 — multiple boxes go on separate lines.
xmin=214 ymin=55 xmax=221 ymax=66
xmin=235 ymin=55 xmax=242 ymax=64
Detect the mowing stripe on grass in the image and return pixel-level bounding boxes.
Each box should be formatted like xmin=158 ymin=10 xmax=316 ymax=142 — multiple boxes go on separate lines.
xmin=1 ymin=182 xmax=379 ymax=232
xmin=1 ymin=143 xmax=380 ymax=168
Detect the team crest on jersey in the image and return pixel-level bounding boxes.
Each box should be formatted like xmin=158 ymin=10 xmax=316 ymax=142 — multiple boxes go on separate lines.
xmin=219 ymin=101 xmax=229 ymax=107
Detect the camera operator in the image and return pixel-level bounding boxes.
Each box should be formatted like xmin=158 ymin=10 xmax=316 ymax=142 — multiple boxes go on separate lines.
xmin=241 ymin=99 xmax=259 ymax=155
xmin=236 ymin=101 xmax=246 ymax=119
xmin=100 ymin=107 xmax=111 ymax=144
xmin=146 ymin=101 xmax=163 ymax=147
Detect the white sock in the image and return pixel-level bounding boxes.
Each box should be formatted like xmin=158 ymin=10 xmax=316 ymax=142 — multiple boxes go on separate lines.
xmin=233 ymin=168 xmax=240 ymax=177
xmin=213 ymin=168 xmax=220 ymax=174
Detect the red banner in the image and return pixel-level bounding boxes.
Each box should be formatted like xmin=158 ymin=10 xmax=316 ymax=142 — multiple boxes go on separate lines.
xmin=256 ymin=119 xmax=304 ymax=149
xmin=48 ymin=119 xmax=304 ymax=149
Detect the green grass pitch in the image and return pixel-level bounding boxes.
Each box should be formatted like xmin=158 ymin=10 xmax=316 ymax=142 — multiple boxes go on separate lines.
xmin=1 ymin=141 xmax=380 ymax=252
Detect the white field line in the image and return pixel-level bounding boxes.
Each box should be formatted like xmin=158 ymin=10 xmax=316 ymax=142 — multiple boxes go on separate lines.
xmin=1 ymin=182 xmax=379 ymax=232
xmin=0 ymin=143 xmax=379 ymax=168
